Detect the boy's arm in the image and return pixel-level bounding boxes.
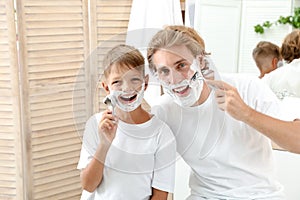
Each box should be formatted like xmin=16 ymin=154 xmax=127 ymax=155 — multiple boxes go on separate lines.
xmin=80 ymin=144 xmax=109 ymax=192
xmin=80 ymin=110 xmax=117 ymax=192
xmin=150 ymin=188 xmax=169 ymax=200
xmin=207 ymin=80 xmax=300 ymax=154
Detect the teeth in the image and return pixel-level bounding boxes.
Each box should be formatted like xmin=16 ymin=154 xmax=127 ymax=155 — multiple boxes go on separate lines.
xmin=173 ymin=86 xmax=188 ymax=93
xmin=120 ymin=94 xmax=137 ymax=101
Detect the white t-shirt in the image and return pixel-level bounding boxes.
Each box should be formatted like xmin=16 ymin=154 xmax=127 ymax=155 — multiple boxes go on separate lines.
xmin=152 ymin=75 xmax=285 ymax=199
xmin=77 ymin=114 xmax=176 ymax=200
xmin=263 ymin=58 xmax=300 ymax=99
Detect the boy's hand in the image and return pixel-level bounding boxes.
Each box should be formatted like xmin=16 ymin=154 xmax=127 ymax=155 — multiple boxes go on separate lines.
xmin=98 ymin=109 xmax=118 ymax=147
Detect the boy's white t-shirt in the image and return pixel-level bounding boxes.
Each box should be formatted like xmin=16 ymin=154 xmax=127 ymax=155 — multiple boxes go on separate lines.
xmin=152 ymin=75 xmax=285 ymax=199
xmin=77 ymin=114 xmax=176 ymax=200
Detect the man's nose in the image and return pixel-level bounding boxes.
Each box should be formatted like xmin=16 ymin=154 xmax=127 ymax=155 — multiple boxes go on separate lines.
xmin=166 ymin=69 xmax=184 ymax=85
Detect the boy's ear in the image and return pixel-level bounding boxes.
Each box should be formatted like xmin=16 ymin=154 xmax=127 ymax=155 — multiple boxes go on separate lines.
xmin=144 ymin=75 xmax=149 ymax=90
xmin=101 ymin=82 xmax=110 ymax=94
xmin=272 ymin=58 xmax=278 ymax=69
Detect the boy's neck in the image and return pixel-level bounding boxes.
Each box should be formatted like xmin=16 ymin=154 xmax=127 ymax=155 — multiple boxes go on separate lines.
xmin=115 ymin=106 xmax=151 ymax=124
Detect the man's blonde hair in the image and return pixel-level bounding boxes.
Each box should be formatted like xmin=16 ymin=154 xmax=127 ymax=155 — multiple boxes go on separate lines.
xmin=147 ymin=28 xmax=203 ymax=73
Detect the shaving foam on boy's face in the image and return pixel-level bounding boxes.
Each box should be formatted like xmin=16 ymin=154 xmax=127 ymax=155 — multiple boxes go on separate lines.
xmin=107 ymin=67 xmax=146 ymax=112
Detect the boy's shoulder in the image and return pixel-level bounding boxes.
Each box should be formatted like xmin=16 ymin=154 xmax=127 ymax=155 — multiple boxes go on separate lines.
xmin=85 ymin=112 xmax=103 ymax=127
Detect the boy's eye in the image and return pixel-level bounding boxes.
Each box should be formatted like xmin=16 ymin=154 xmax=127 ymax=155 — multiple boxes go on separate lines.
xmin=112 ymin=80 xmax=121 ymax=86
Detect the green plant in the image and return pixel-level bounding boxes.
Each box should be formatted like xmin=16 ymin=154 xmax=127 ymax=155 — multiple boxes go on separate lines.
xmin=254 ymin=7 xmax=300 ymax=34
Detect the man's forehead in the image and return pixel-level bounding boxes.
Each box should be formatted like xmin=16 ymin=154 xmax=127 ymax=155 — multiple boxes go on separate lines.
xmin=161 ymin=45 xmax=192 ymax=57
xmin=153 ymin=46 xmax=193 ymax=66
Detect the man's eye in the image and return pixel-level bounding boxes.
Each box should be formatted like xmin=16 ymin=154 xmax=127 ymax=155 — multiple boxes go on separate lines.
xmin=131 ymin=78 xmax=142 ymax=82
xmin=179 ymin=63 xmax=186 ymax=68
xmin=158 ymin=68 xmax=169 ymax=75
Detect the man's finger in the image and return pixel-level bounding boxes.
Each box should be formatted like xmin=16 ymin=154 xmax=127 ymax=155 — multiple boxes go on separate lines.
xmin=206 ymin=80 xmax=233 ymax=90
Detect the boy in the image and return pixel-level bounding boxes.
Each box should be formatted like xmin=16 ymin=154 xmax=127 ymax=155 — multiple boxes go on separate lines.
xmin=252 ymin=41 xmax=282 ymax=78
xmin=77 ymin=44 xmax=176 ymax=200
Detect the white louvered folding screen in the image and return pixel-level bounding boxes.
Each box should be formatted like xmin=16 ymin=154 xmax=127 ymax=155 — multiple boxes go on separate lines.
xmin=90 ymin=0 xmax=133 ymax=113
xmin=1 ymin=0 xmax=141 ymax=199
xmin=0 ymin=0 xmax=24 ymax=199
xmin=16 ymin=0 xmax=89 ymax=199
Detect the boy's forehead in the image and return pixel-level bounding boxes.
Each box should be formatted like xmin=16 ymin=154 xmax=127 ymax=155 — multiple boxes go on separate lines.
xmin=108 ymin=64 xmax=143 ymax=77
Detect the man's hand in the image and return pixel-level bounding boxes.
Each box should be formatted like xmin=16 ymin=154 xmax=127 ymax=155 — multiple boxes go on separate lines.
xmin=206 ymin=80 xmax=253 ymax=122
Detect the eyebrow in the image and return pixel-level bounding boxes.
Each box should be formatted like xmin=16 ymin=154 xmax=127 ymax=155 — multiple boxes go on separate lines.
xmin=156 ymin=58 xmax=187 ymax=69
xmin=173 ymin=58 xmax=187 ymax=66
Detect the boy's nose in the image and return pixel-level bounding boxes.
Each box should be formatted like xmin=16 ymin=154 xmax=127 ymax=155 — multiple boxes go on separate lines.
xmin=121 ymin=81 xmax=133 ymax=92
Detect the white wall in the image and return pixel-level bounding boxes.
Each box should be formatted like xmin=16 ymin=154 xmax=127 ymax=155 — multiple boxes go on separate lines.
xmin=194 ymin=0 xmax=296 ymax=75
xmin=194 ymin=0 xmax=242 ymax=73
xmin=274 ymin=150 xmax=300 ymax=200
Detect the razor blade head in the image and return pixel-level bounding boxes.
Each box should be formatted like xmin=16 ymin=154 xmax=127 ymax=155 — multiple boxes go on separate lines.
xmin=103 ymin=96 xmax=112 ymax=105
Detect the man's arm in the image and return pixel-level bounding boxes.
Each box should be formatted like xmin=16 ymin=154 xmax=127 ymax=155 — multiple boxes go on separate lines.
xmin=150 ymin=188 xmax=169 ymax=200
xmin=207 ymin=80 xmax=300 ymax=154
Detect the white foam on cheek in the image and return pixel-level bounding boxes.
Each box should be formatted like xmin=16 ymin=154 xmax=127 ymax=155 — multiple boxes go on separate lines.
xmin=161 ymin=62 xmax=205 ymax=107
xmin=190 ymin=59 xmax=202 ymax=75
xmin=109 ymin=84 xmax=145 ymax=112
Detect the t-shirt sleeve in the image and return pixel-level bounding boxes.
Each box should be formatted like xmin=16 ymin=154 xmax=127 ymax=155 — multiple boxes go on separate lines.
xmin=151 ymin=103 xmax=168 ymax=123
xmin=77 ymin=114 xmax=100 ymax=170
xmin=152 ymin=123 xmax=176 ymax=193
xmin=239 ymin=77 xmax=281 ymax=119
xmin=278 ymin=97 xmax=300 ymax=121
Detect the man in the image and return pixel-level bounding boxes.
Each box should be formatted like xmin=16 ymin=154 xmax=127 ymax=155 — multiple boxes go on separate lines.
xmin=147 ymin=26 xmax=285 ymax=199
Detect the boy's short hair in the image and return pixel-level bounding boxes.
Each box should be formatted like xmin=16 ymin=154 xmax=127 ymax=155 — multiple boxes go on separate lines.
xmin=281 ymin=29 xmax=300 ymax=63
xmin=103 ymin=44 xmax=145 ymax=78
xmin=252 ymin=41 xmax=280 ymax=60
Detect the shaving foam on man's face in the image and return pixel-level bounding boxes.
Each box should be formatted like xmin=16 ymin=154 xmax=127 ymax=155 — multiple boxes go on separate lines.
xmin=163 ymin=59 xmax=204 ymax=107
xmin=153 ymin=48 xmax=204 ymax=107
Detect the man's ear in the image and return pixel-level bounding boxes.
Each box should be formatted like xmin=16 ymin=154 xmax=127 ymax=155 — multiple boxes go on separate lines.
xmin=196 ymin=54 xmax=205 ymax=70
xmin=101 ymin=81 xmax=110 ymax=94
xmin=144 ymin=74 xmax=149 ymax=91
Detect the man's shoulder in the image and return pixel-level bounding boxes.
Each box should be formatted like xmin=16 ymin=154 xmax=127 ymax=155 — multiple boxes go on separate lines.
xmin=152 ymin=94 xmax=175 ymax=107
xmin=151 ymin=94 xmax=181 ymax=124
xmin=220 ymin=73 xmax=257 ymax=85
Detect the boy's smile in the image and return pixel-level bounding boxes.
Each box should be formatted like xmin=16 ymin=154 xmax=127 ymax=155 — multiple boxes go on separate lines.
xmin=119 ymin=93 xmax=138 ymax=104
